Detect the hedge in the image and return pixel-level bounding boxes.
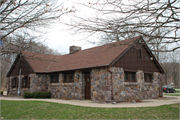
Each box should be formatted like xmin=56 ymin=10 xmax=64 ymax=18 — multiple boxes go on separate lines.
xmin=24 ymin=92 xmax=51 ymax=98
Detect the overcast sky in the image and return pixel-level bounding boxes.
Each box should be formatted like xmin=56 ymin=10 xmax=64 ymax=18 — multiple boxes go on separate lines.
xmin=44 ymin=24 xmax=98 ymax=55
xmin=43 ymin=0 xmax=98 ymax=54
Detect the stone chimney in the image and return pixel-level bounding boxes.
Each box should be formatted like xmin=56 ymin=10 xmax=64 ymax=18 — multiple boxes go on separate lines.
xmin=69 ymin=45 xmax=81 ymax=54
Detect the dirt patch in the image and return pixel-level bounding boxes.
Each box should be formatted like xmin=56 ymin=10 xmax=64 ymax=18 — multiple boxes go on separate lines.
xmin=171 ymin=105 xmax=179 ymax=108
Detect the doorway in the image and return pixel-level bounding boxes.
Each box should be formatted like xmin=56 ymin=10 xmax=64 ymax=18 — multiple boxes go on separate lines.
xmin=84 ymin=72 xmax=91 ymax=99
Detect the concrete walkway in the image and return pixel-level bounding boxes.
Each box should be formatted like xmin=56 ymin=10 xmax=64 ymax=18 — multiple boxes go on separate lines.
xmin=164 ymin=93 xmax=180 ymax=95
xmin=0 ymin=95 xmax=179 ymax=108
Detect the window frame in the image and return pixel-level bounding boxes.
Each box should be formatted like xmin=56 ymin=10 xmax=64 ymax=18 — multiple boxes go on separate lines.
xmin=144 ymin=73 xmax=153 ymax=82
xmin=50 ymin=74 xmax=59 ymax=83
xmin=124 ymin=71 xmax=136 ymax=82
xmin=22 ymin=76 xmax=30 ymax=88
xmin=138 ymin=49 xmax=142 ymax=58
xmin=64 ymin=73 xmax=74 ymax=83
xmin=12 ymin=77 xmax=17 ymax=88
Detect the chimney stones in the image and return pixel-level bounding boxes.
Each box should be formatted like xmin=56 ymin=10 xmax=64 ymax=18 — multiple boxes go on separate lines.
xmin=70 ymin=46 xmax=81 ymax=54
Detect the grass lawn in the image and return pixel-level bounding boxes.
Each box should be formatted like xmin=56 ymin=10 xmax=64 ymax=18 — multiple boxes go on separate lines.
xmin=164 ymin=94 xmax=180 ymax=96
xmin=1 ymin=100 xmax=179 ymax=119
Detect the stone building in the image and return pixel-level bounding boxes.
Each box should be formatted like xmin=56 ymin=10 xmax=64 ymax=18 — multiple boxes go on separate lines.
xmin=7 ymin=36 xmax=164 ymax=102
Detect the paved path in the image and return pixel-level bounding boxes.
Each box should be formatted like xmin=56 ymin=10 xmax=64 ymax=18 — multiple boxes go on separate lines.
xmin=163 ymin=93 xmax=180 ymax=95
xmin=0 ymin=95 xmax=179 ymax=108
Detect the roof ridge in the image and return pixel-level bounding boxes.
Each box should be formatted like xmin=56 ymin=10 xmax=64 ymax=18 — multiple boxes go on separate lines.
xmin=79 ymin=36 xmax=141 ymax=53
xmin=21 ymin=36 xmax=141 ymax=57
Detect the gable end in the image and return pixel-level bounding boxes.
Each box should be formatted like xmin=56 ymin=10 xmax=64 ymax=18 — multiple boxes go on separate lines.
xmin=7 ymin=54 xmax=34 ymax=77
xmin=111 ymin=36 xmax=164 ymax=74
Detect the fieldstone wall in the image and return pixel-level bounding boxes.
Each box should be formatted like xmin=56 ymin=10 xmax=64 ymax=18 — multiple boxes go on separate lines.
xmin=48 ymin=71 xmax=83 ymax=100
xmin=91 ymin=68 xmax=112 ymax=102
xmin=8 ymin=74 xmax=49 ymax=96
xmin=110 ymin=67 xmax=163 ymax=102
xmin=90 ymin=67 xmax=163 ymax=102
xmin=8 ymin=67 xmax=162 ymax=102
xmin=29 ymin=74 xmax=49 ymax=93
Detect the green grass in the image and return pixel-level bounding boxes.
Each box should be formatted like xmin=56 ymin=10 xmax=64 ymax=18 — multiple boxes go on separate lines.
xmin=176 ymin=90 xmax=180 ymax=93
xmin=164 ymin=94 xmax=180 ymax=96
xmin=1 ymin=100 xmax=179 ymax=119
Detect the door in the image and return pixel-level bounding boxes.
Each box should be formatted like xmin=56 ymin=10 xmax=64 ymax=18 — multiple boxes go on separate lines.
xmin=85 ymin=72 xmax=91 ymax=99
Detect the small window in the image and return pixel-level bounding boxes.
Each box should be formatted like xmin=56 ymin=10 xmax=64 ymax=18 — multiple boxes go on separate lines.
xmin=64 ymin=73 xmax=74 ymax=83
xmin=138 ymin=49 xmax=142 ymax=58
xmin=144 ymin=73 xmax=153 ymax=82
xmin=146 ymin=55 xmax=148 ymax=60
xmin=50 ymin=74 xmax=59 ymax=83
xmin=12 ymin=77 xmax=17 ymax=88
xmin=124 ymin=72 xmax=136 ymax=82
xmin=21 ymin=76 xmax=30 ymax=88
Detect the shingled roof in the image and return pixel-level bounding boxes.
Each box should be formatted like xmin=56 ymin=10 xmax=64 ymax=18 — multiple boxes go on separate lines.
xmin=21 ymin=36 xmax=141 ymax=73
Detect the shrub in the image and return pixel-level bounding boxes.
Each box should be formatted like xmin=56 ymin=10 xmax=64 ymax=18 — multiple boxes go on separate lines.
xmin=24 ymin=92 xmax=51 ymax=99
xmin=1 ymin=91 xmax=3 ymax=95
xmin=24 ymin=92 xmax=33 ymax=98
xmin=34 ymin=92 xmax=51 ymax=98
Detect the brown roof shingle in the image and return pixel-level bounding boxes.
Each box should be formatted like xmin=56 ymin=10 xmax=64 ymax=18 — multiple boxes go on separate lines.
xmin=22 ymin=36 xmax=141 ymax=73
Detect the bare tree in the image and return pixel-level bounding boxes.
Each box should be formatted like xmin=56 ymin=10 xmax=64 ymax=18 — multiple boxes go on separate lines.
xmin=99 ymin=26 xmax=167 ymax=60
xmin=0 ymin=0 xmax=73 ymax=90
xmin=0 ymin=54 xmax=12 ymax=90
xmin=0 ymin=0 xmax=75 ymax=56
xmin=0 ymin=0 xmax=74 ymax=38
xmin=64 ymin=0 xmax=180 ymax=52
xmin=160 ymin=49 xmax=180 ymax=87
xmin=169 ymin=50 xmax=180 ymax=88
xmin=0 ymin=33 xmax=61 ymax=90
xmin=99 ymin=26 xmax=138 ymax=45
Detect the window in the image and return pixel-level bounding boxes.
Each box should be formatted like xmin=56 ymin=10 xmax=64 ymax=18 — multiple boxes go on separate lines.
xmin=138 ymin=49 xmax=142 ymax=58
xmin=124 ymin=72 xmax=136 ymax=82
xmin=21 ymin=76 xmax=30 ymax=88
xmin=12 ymin=77 xmax=17 ymax=88
xmin=50 ymin=74 xmax=59 ymax=83
xmin=144 ymin=73 xmax=153 ymax=82
xmin=64 ymin=73 xmax=74 ymax=83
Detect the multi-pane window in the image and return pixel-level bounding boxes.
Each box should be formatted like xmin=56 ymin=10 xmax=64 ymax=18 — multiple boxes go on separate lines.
xmin=50 ymin=74 xmax=59 ymax=83
xmin=124 ymin=72 xmax=136 ymax=82
xmin=21 ymin=76 xmax=30 ymax=88
xmin=12 ymin=77 xmax=17 ymax=88
xmin=144 ymin=73 xmax=153 ymax=82
xmin=64 ymin=73 xmax=74 ymax=83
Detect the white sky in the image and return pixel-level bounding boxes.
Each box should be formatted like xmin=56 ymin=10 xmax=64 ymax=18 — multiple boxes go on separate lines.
xmin=44 ymin=24 xmax=98 ymax=55
xmin=43 ymin=0 xmax=99 ymax=54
